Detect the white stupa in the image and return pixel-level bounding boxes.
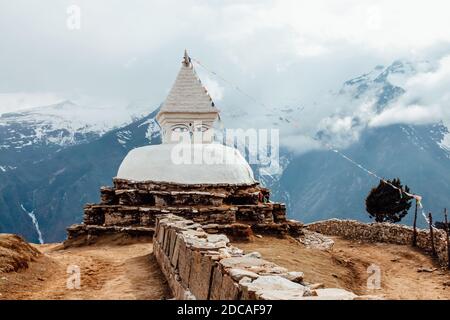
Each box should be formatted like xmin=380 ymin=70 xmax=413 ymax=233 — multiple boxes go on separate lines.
xmin=117 ymin=51 xmax=255 ymax=185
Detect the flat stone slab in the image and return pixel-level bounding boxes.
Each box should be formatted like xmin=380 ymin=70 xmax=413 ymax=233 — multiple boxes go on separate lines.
xmin=244 ymin=275 xmax=306 ymax=300
xmin=220 ymin=256 xmax=287 ymax=275
xmin=243 ymin=251 xmax=262 ymax=259
xmin=311 ymin=288 xmax=357 ymax=300
xmin=220 ymin=257 xmax=274 ymax=269
xmin=207 ymin=234 xmax=230 ymax=244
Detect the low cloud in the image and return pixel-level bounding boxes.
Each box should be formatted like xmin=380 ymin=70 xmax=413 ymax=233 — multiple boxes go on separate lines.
xmin=370 ymin=104 xmax=442 ymax=127
xmin=282 ymin=134 xmax=322 ymax=154
xmin=198 ymin=74 xmax=224 ymax=102
xmin=2 ymin=0 xmax=450 ymax=111
xmin=369 ymin=55 xmax=450 ymax=128
xmin=0 ymin=92 xmax=63 ymax=115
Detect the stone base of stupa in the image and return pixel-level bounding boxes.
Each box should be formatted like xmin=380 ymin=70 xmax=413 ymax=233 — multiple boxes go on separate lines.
xmin=66 ymin=178 xmax=303 ymax=244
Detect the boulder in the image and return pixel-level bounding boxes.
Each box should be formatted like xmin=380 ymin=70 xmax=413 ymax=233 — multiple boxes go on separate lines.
xmin=281 ymin=271 xmax=304 ymax=283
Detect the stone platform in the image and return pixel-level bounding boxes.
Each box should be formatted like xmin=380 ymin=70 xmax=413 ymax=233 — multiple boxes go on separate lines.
xmin=66 ymin=178 xmax=303 ymax=241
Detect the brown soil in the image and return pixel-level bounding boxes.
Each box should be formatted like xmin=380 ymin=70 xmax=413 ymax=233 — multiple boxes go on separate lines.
xmin=0 ymin=238 xmax=171 ymax=300
xmin=234 ymin=235 xmax=450 ymax=300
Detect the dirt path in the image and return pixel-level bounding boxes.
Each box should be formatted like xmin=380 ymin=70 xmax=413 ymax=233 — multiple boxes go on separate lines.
xmin=3 ymin=234 xmax=450 ymax=300
xmin=0 ymin=242 xmax=171 ymax=300
xmin=235 ymin=236 xmax=450 ymax=300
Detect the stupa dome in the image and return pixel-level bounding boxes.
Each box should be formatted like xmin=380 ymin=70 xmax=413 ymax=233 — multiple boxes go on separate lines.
xmin=116 ymin=143 xmax=255 ymax=184
xmin=117 ymin=50 xmax=255 ymax=185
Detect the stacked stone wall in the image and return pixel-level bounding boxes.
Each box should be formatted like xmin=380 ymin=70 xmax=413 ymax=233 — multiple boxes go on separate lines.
xmin=113 ymin=178 xmax=261 ymax=195
xmin=307 ymin=219 xmax=449 ymax=267
xmin=80 ymin=179 xmax=289 ymax=229
xmin=153 ymin=215 xmax=357 ymax=300
xmin=67 ymin=178 xmax=297 ymax=241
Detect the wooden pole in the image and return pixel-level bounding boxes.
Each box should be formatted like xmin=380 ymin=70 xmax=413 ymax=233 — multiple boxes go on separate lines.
xmin=444 ymin=208 xmax=450 ymax=270
xmin=429 ymin=212 xmax=436 ymax=256
xmin=412 ymin=200 xmax=418 ymax=247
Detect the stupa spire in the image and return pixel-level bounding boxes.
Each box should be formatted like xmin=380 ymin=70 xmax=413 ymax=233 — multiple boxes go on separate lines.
xmin=183 ymin=49 xmax=191 ymax=67
xmin=156 ymin=50 xmax=220 ymax=144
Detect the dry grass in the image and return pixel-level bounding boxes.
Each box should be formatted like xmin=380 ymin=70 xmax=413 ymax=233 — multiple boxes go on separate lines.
xmin=0 ymin=234 xmax=41 ymax=273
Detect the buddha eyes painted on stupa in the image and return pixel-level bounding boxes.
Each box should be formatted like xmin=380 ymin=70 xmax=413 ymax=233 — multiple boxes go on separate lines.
xmin=171 ymin=124 xmax=189 ymax=132
xmin=195 ymin=125 xmax=209 ymax=132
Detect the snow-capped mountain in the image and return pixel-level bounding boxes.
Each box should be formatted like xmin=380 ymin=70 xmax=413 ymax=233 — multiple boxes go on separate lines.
xmin=0 ymin=99 xmax=158 ymax=243
xmin=0 ymin=100 xmax=151 ymax=175
xmin=0 ymin=100 xmax=149 ymax=150
xmin=275 ymin=60 xmax=450 ymax=227
xmin=0 ymin=107 xmax=161 ymax=243
xmin=339 ymin=60 xmax=434 ymax=111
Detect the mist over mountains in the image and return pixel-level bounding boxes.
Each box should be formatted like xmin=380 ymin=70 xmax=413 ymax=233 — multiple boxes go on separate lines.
xmin=270 ymin=59 xmax=450 ymax=227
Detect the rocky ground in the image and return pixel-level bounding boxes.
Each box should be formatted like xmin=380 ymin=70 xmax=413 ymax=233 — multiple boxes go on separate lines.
xmin=235 ymin=233 xmax=450 ymax=300
xmin=1 ymin=232 xmax=450 ymax=300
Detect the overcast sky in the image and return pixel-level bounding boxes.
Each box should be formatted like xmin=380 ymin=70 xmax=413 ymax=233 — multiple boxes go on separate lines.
xmin=1 ymin=0 xmax=450 ymax=150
